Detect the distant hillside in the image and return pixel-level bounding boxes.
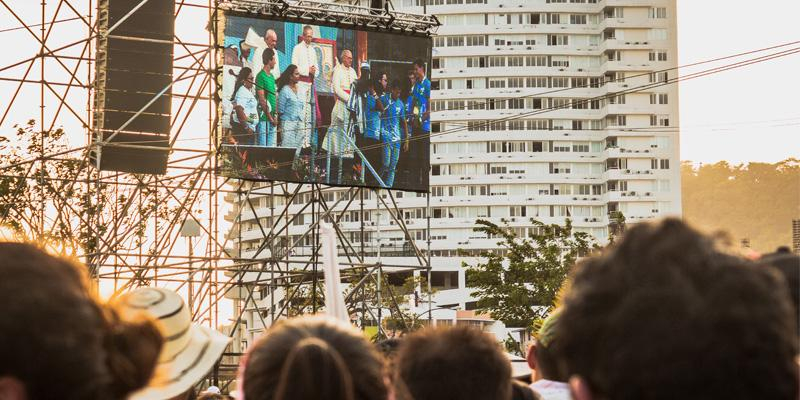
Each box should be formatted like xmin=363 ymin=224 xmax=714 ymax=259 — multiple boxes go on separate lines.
xmin=681 ymin=158 xmax=800 ymax=253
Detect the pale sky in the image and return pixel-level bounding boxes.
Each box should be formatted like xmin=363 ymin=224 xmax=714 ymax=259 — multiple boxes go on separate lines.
xmin=0 ymin=1 xmax=797 ymax=165
xmin=676 ymin=0 xmax=800 ymax=164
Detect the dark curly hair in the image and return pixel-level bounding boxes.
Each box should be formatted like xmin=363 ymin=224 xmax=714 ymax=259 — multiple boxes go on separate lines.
xmin=395 ymin=326 xmax=512 ymax=400
xmin=555 ymin=218 xmax=799 ymax=400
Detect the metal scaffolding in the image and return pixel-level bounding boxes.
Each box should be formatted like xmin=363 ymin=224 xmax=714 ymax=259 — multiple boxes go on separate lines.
xmin=0 ymin=0 xmax=438 ymax=388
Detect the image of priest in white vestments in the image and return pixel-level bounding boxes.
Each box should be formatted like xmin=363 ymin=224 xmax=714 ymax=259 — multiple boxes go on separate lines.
xmin=324 ymin=49 xmax=358 ymax=184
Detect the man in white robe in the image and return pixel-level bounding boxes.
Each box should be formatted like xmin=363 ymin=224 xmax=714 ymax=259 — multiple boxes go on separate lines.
xmin=290 ymin=25 xmax=319 ymax=150
xmin=324 ymin=49 xmax=358 ymax=184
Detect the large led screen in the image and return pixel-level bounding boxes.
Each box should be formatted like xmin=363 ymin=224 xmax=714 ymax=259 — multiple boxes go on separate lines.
xmin=219 ymin=14 xmax=432 ymax=192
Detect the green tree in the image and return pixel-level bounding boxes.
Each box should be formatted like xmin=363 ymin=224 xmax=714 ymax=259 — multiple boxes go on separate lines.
xmin=463 ymin=218 xmax=595 ymax=332
xmin=0 ymin=120 xmax=183 ymax=270
xmin=682 ymin=158 xmax=799 ymax=253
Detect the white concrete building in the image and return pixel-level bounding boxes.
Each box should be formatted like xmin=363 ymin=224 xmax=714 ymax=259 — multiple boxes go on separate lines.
xmin=226 ymin=0 xmax=681 ymax=347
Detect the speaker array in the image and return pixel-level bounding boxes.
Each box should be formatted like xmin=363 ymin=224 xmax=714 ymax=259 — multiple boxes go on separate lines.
xmin=91 ymin=0 xmax=174 ymax=174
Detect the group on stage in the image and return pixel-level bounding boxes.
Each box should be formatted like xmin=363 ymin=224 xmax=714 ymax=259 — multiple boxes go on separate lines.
xmin=226 ymin=24 xmax=430 ymax=187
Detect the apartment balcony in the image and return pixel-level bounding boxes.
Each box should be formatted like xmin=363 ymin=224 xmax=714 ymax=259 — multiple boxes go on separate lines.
xmin=435 ymin=23 xmax=602 ymax=36
xmin=603 ymin=0 xmax=666 ymax=8
xmin=607 ymin=190 xmax=657 ymax=202
xmin=606 ymin=103 xmax=656 ymax=115
xmin=604 ymin=146 xmax=655 ymax=158
xmin=601 ymin=38 xmax=656 ymax=51
xmin=600 ymin=17 xmax=661 ymax=30
xmin=401 ymin=0 xmax=603 ymax=14
xmin=603 ymin=60 xmax=656 ymax=71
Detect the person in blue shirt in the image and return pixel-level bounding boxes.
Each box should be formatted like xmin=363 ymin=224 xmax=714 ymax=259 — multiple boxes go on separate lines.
xmin=411 ymin=58 xmax=431 ymax=134
xmin=276 ymin=64 xmax=305 ymax=149
xmin=360 ymin=74 xmax=386 ymax=185
xmin=404 ymin=68 xmax=417 ymax=132
xmin=380 ymin=80 xmax=409 ymax=187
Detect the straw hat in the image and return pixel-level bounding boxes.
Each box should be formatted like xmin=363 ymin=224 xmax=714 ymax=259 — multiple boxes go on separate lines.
xmin=120 ymin=287 xmax=231 ymax=400
xmin=243 ymin=27 xmax=267 ymax=49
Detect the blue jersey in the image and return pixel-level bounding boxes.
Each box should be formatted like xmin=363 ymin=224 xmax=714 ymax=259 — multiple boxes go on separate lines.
xmin=364 ymin=94 xmax=382 ymax=140
xmin=378 ymin=92 xmax=391 ymax=138
xmin=383 ymin=97 xmax=406 ymax=141
xmin=412 ymin=78 xmax=431 ymax=132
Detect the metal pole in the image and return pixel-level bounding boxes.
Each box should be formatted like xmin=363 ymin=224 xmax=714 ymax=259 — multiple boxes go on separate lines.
xmin=376 ymin=189 xmax=382 ymax=334
xmin=270 ymin=182 xmax=275 ymax=324
xmin=312 ymin=185 xmax=318 ymax=313
xmin=426 ymin=191 xmax=432 ymax=322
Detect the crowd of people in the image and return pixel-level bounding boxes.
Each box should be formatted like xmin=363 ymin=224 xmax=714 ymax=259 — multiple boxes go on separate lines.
xmin=225 ymin=25 xmax=430 ymax=187
xmin=1 ymin=218 xmax=798 ymax=400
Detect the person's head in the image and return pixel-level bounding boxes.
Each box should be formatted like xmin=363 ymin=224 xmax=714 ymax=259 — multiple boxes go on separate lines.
xmin=760 ymin=247 xmax=800 ymax=338
xmin=302 ymin=25 xmax=314 ymax=45
xmin=377 ymin=72 xmax=388 ymax=90
xmin=526 ymin=309 xmax=566 ymax=383
xmin=412 ymin=59 xmax=426 ymax=80
xmin=234 ymin=67 xmax=253 ymax=90
xmin=340 ymin=50 xmax=353 ymax=68
xmin=241 ymin=315 xmax=387 ymax=400
xmin=395 ymin=326 xmax=512 ymax=400
xmin=277 ymin=64 xmax=299 ymax=91
xmin=556 ymin=218 xmax=799 ymax=400
xmin=265 ymin=29 xmax=278 ymax=49
xmin=118 ymin=287 xmax=230 ymax=400
xmin=262 ymin=48 xmax=276 ymax=71
xmin=0 ymin=243 xmax=162 ymax=400
xmin=390 ymin=80 xmax=401 ymax=100
xmin=406 ymin=69 xmax=416 ymax=84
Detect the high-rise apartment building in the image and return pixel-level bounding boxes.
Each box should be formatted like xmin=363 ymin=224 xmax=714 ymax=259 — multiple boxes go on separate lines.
xmin=226 ymin=0 xmax=681 ymax=346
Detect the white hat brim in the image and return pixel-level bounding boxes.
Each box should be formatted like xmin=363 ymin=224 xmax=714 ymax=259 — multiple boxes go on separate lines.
xmin=129 ymin=325 xmax=231 ymax=400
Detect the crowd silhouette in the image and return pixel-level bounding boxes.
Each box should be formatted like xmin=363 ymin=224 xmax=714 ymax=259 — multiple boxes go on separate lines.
xmin=0 ymin=218 xmax=797 ymax=400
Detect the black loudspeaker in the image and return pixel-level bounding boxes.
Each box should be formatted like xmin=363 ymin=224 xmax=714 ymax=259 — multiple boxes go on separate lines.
xmin=370 ymin=0 xmax=385 ymax=13
xmin=91 ymin=0 xmax=174 ymax=175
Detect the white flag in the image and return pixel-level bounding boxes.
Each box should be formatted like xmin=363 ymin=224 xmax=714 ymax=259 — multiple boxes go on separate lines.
xmin=320 ymin=222 xmax=349 ymax=322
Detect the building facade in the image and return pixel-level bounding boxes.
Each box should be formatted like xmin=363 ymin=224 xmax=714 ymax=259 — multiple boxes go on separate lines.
xmin=226 ymin=0 xmax=681 ymax=347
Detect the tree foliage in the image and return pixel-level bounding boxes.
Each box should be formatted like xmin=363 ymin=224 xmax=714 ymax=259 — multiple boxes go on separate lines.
xmin=463 ymin=218 xmax=595 ymax=331
xmin=0 ymin=120 xmax=183 ymax=265
xmin=682 ymin=159 xmax=799 ymax=253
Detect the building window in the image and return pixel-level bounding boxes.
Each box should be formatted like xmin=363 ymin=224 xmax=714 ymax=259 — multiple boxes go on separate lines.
xmin=466 ymin=56 xmax=487 ymax=68
xmin=649 ymin=50 xmax=668 ymax=61
xmin=548 ymin=34 xmax=569 ymax=46
xmin=526 ymin=55 xmax=548 ymax=67
xmin=648 ymin=29 xmax=668 ymax=40
xmin=649 ymin=7 xmax=667 ymax=18
xmin=507 ymin=98 xmax=525 ymax=109
xmin=488 ymin=56 xmax=506 ymax=67
xmin=650 ymin=114 xmax=670 ymax=126
xmin=508 ymin=77 xmax=524 ymax=88
xmin=570 ymin=14 xmax=587 ymax=24
xmin=609 ymin=94 xmax=626 ymax=105
xmin=488 ymin=79 xmax=506 ymax=89
xmin=552 ymin=77 xmax=569 ymax=88
xmin=527 ymin=120 xmax=549 ymax=130
xmin=466 ymin=35 xmax=486 ymax=46
xmin=650 ymin=71 xmax=669 ymax=83
xmin=551 ymin=98 xmax=569 ymax=109
xmin=508 ymin=56 xmax=524 ymax=67
xmin=650 ymin=93 xmax=668 ymax=104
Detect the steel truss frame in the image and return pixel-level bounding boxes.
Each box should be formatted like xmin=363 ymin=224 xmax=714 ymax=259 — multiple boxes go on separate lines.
xmin=220 ymin=0 xmax=440 ymax=36
xmin=0 ymin=0 xmax=435 ymax=388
